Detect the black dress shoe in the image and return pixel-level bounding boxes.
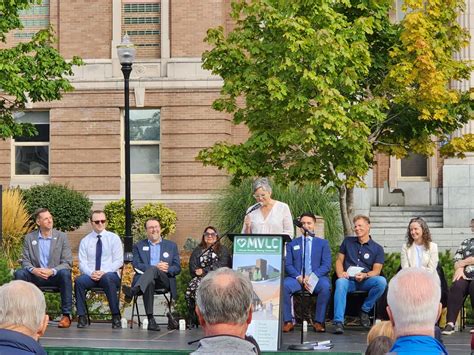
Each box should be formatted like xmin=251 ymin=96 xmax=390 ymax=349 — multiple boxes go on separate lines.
xmin=112 ymin=315 xmax=122 ymax=329
xmin=167 ymin=312 xmax=179 ymax=330
xmin=148 ymin=318 xmax=161 ymax=331
xmin=122 ymin=285 xmax=136 ymax=303
xmin=77 ymin=315 xmax=88 ymax=328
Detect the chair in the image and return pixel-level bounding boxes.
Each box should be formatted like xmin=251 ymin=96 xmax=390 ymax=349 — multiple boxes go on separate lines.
xmin=130 ymin=287 xmax=173 ymax=329
xmin=293 ymin=289 xmax=317 ymax=324
xmin=460 ymin=295 xmax=469 ymax=332
xmin=84 ymin=268 xmax=123 ymax=325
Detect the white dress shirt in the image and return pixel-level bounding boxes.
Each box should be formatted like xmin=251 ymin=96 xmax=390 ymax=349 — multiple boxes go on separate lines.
xmin=78 ymin=230 xmax=124 ymax=276
xmin=242 ymin=200 xmax=294 ymax=237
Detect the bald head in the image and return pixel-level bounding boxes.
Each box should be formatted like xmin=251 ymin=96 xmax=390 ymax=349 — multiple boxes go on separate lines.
xmin=387 ymin=268 xmax=441 ymax=337
xmin=196 ymin=267 xmax=253 ymax=325
xmin=0 ymin=280 xmax=47 ymax=337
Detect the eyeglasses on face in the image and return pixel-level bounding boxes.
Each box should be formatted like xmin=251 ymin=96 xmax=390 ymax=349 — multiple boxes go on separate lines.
xmin=93 ymin=220 xmax=106 ymax=225
xmin=253 ymin=193 xmax=267 ymax=199
xmin=204 ymin=232 xmax=217 ymax=237
xmin=147 ymin=225 xmax=160 ymax=230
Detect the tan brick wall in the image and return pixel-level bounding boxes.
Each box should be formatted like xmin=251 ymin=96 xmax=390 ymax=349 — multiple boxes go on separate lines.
xmin=0 ymin=139 xmax=11 ymax=187
xmin=57 ymin=0 xmax=112 ymax=59
xmin=170 ymin=0 xmax=225 ymax=57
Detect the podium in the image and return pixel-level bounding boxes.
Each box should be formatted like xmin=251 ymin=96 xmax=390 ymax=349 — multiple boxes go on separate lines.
xmin=228 ymin=234 xmax=291 ymax=351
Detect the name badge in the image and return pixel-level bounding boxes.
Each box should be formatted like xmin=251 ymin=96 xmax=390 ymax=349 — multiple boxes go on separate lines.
xmin=293 ymin=245 xmax=300 ymax=251
xmin=163 ymin=252 xmax=169 ymax=258
xmin=143 ymin=246 xmax=150 ymax=251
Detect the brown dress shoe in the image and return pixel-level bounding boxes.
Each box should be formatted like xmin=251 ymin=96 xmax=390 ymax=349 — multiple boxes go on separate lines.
xmin=282 ymin=322 xmax=295 ymax=332
xmin=58 ymin=315 xmax=71 ymax=328
xmin=312 ymin=322 xmax=325 ymax=333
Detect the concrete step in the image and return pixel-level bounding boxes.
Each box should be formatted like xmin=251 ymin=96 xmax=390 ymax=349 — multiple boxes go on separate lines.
xmin=371 ymin=221 xmax=443 ymax=228
xmin=370 ymin=205 xmax=443 ymax=212
xmin=370 ymin=211 xmax=443 ymax=217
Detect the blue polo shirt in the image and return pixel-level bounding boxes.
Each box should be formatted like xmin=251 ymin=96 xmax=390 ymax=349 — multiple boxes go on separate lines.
xmin=340 ymin=236 xmax=384 ymax=273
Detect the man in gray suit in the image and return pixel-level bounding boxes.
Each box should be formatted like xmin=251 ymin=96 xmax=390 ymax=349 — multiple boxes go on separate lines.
xmin=14 ymin=208 xmax=73 ymax=328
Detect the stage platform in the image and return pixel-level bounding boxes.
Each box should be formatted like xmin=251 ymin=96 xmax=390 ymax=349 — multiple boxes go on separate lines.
xmin=40 ymin=322 xmax=471 ymax=354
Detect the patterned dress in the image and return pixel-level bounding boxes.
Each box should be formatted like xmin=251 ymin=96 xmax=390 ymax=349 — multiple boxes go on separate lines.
xmin=453 ymin=238 xmax=474 ymax=280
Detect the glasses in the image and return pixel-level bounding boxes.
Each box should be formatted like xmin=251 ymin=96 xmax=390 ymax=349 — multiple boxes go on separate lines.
xmin=253 ymin=194 xmax=267 ymax=199
xmin=92 ymin=220 xmax=106 ymax=225
xmin=147 ymin=226 xmax=160 ymax=230
xmin=204 ymin=232 xmax=217 ymax=237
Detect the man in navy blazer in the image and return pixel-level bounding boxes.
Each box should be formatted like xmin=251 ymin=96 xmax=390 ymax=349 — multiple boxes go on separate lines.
xmin=123 ymin=218 xmax=181 ymax=331
xmin=283 ymin=212 xmax=331 ymax=333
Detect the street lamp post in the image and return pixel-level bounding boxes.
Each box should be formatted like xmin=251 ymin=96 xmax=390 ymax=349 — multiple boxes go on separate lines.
xmin=117 ymin=35 xmax=136 ymax=262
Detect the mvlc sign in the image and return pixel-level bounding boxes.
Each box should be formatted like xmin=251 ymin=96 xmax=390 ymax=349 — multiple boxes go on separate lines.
xmin=234 ymin=236 xmax=281 ymax=254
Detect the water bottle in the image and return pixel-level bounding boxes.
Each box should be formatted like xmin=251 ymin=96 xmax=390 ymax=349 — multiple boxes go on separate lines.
xmin=142 ymin=318 xmax=149 ymax=330
xmin=121 ymin=317 xmax=128 ymax=329
xmin=179 ymin=319 xmax=186 ymax=331
xmin=303 ymin=320 xmax=308 ymax=332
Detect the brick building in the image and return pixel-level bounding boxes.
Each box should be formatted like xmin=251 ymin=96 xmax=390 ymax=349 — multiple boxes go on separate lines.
xmin=1 ymin=1 xmax=473 ymax=253
xmin=0 ymin=0 xmax=247 ymax=251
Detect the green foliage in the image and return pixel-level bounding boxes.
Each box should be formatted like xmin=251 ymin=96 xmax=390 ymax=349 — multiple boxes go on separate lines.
xmin=197 ymin=0 xmax=472 ymax=232
xmin=382 ymin=252 xmax=401 ymax=282
xmin=0 ymin=1 xmax=83 ymax=140
xmin=2 ymin=188 xmax=33 ymax=268
xmin=211 ymin=179 xmax=342 ymax=248
xmin=0 ymin=256 xmax=13 ymax=286
xmin=22 ymin=184 xmax=92 ymax=232
xmin=175 ymin=265 xmax=192 ymax=319
xmin=439 ymin=249 xmax=455 ymax=287
xmin=104 ymin=199 xmax=177 ymax=242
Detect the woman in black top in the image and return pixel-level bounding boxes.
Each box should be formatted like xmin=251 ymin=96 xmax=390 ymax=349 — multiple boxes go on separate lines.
xmin=186 ymin=226 xmax=231 ymax=326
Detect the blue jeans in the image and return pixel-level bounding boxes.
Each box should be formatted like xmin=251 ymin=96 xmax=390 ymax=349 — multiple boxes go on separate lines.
xmin=333 ymin=276 xmax=387 ymax=324
xmin=74 ymin=272 xmax=121 ymax=316
xmin=283 ymin=276 xmax=331 ymax=324
xmin=14 ymin=268 xmax=73 ymax=315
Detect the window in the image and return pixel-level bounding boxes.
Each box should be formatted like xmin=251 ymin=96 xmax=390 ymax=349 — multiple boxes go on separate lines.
xmin=400 ymin=153 xmax=428 ymax=178
xmin=130 ymin=109 xmax=160 ymax=174
xmin=13 ymin=112 xmax=50 ymax=176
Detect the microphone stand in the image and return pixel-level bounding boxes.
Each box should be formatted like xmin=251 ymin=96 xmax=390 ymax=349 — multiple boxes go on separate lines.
xmin=288 ymin=227 xmax=315 ymax=351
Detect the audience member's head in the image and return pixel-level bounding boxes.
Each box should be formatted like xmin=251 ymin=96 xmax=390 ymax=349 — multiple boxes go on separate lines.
xmin=365 ymin=336 xmax=394 ymax=355
xmin=387 ymin=268 xmax=441 ymax=338
xmin=195 ymin=267 xmax=253 ymax=337
xmin=367 ymin=320 xmax=395 ymax=344
xmin=0 ymin=280 xmax=48 ymax=340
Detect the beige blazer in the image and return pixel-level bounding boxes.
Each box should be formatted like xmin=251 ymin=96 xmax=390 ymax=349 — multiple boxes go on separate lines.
xmin=401 ymin=241 xmax=438 ymax=273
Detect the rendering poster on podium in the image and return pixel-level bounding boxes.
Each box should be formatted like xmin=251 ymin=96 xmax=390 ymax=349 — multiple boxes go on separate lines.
xmin=229 ymin=234 xmax=291 ymax=351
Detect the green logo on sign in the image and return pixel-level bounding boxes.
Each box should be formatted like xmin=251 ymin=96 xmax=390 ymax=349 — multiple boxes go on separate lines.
xmin=234 ymin=236 xmax=282 ymax=254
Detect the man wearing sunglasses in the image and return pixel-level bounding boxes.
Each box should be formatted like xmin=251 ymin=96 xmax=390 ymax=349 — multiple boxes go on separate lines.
xmin=14 ymin=208 xmax=73 ymax=329
xmin=122 ymin=218 xmax=181 ymax=331
xmin=75 ymin=210 xmax=124 ymax=329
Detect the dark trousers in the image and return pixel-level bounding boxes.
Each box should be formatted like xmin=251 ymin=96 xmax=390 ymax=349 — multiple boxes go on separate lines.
xmin=446 ymin=278 xmax=474 ymax=324
xmin=14 ymin=268 xmax=72 ymax=315
xmin=133 ymin=266 xmax=170 ymax=315
xmin=74 ymin=272 xmax=121 ymax=316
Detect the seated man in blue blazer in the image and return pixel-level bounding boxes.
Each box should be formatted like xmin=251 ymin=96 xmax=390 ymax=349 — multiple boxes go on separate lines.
xmin=123 ymin=218 xmax=181 ymax=331
xmin=283 ymin=212 xmax=332 ymax=333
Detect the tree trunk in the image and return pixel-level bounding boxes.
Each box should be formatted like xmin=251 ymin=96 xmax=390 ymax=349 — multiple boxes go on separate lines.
xmin=338 ymin=185 xmax=353 ymax=236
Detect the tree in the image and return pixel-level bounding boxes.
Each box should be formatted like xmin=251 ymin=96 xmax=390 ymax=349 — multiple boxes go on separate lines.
xmin=197 ymin=0 xmax=472 ymax=235
xmin=0 ymin=0 xmax=82 ymax=139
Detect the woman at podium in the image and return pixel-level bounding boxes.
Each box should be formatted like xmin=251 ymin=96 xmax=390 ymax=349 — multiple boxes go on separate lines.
xmin=242 ymin=178 xmax=294 ymax=237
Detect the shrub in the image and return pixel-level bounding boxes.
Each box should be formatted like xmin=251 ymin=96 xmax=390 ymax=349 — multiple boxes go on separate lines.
xmin=210 ymin=179 xmax=343 ymax=248
xmin=2 ymin=189 xmax=33 ymax=268
xmin=175 ymin=263 xmax=192 ymax=319
xmin=0 ymin=257 xmax=13 ymax=286
xmin=22 ymin=183 xmax=92 ymax=232
xmin=104 ymin=199 xmax=177 ymax=243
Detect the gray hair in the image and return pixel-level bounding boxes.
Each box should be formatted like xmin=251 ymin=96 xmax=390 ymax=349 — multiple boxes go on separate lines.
xmin=0 ymin=280 xmax=46 ymax=332
xmin=196 ymin=267 xmax=253 ymax=325
xmin=252 ymin=177 xmax=272 ymax=193
xmin=387 ymin=268 xmax=440 ymax=335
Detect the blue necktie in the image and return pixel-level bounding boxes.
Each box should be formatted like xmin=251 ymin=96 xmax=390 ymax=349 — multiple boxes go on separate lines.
xmin=304 ymin=238 xmax=311 ymax=276
xmin=95 ymin=235 xmax=102 ymax=271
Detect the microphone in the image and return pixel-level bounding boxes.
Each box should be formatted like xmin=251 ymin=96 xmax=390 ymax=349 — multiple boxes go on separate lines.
xmin=246 ymin=202 xmax=262 ymax=215
xmin=293 ymin=218 xmax=315 ymax=237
